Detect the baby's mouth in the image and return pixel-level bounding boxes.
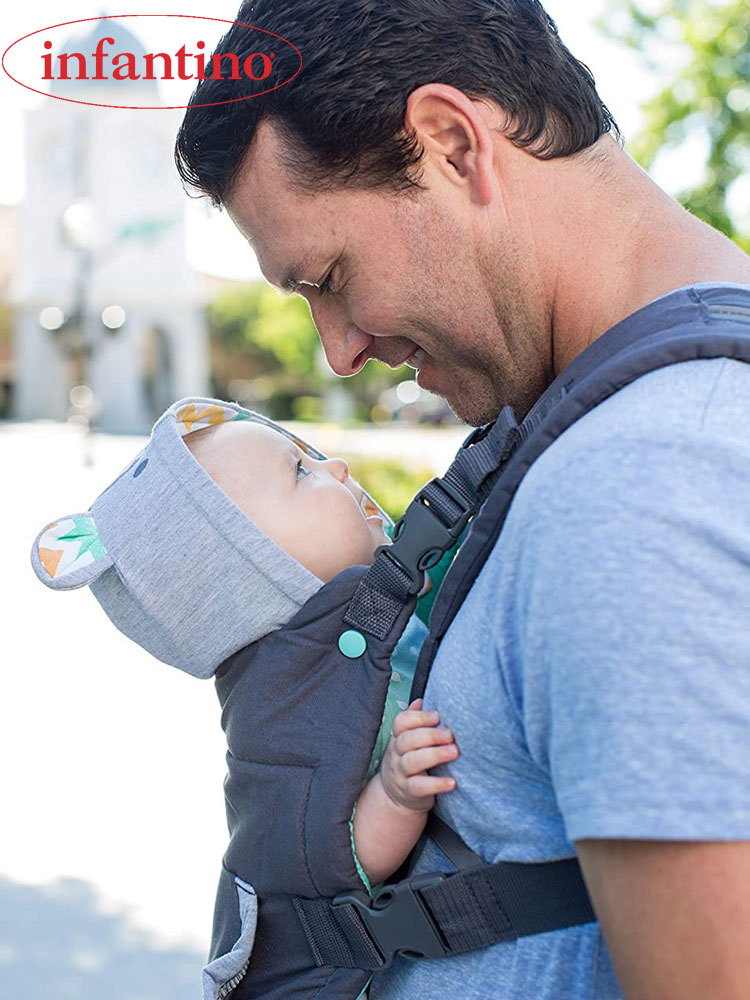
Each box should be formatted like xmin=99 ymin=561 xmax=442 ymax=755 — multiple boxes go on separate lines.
xmin=359 ymin=490 xmax=386 ymax=525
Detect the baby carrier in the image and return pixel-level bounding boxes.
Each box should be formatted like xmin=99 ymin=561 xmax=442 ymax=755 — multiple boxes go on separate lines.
xmin=205 ymin=283 xmax=750 ymax=999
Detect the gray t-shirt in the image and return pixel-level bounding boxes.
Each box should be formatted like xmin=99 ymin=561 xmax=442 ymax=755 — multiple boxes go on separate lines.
xmin=370 ymin=289 xmax=750 ymax=999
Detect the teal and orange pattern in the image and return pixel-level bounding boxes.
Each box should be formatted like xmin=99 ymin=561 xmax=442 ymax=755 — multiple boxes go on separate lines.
xmin=36 ymin=514 xmax=107 ymax=583
xmin=174 ymin=401 xmax=328 ymax=461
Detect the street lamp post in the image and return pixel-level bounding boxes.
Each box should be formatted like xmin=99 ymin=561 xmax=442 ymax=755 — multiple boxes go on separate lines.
xmin=44 ymin=195 xmax=99 ymax=465
xmin=39 ymin=115 xmax=180 ymax=455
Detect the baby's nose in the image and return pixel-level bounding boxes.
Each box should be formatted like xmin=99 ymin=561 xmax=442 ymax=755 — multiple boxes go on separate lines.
xmin=325 ymin=457 xmax=349 ymax=482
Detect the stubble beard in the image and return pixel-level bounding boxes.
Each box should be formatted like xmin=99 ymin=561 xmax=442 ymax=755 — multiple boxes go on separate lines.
xmin=427 ymin=355 xmax=546 ymax=428
xmin=413 ymin=305 xmax=551 ymax=428
xmin=401 ymin=192 xmax=553 ymax=425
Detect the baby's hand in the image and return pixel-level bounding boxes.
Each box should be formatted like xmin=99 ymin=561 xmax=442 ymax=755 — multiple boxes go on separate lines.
xmin=380 ymin=698 xmax=459 ymax=812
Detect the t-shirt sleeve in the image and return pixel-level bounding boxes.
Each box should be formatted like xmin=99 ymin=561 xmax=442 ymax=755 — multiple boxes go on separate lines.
xmin=514 ymin=433 xmax=750 ymax=843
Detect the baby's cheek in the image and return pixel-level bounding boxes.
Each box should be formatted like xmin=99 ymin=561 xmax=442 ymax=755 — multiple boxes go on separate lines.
xmin=317 ymin=506 xmax=369 ymax=573
xmin=349 ymin=511 xmax=382 ymax=567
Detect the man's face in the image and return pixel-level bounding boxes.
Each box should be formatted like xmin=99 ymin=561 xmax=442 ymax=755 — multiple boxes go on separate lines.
xmin=225 ymin=120 xmax=550 ymax=425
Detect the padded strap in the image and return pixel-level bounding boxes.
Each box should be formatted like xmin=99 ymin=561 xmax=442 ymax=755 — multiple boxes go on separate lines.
xmin=343 ymin=407 xmax=521 ymax=639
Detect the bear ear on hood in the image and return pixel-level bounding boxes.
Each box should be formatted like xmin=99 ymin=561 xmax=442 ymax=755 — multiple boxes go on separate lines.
xmin=30 ymin=512 xmax=113 ymax=591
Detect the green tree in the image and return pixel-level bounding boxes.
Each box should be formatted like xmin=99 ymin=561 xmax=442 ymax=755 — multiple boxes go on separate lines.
xmin=208 ymin=280 xmax=417 ymax=420
xmin=0 ymin=301 xmax=11 ymax=349
xmin=208 ymin=282 xmax=315 ymax=373
xmin=599 ymin=1 xmax=750 ymax=250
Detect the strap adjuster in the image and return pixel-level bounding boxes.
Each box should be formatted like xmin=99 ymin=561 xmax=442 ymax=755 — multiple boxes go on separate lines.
xmin=375 ymin=480 xmax=473 ymax=595
xmin=332 ymin=873 xmax=448 ymax=969
xmin=460 ymin=421 xmax=493 ymax=450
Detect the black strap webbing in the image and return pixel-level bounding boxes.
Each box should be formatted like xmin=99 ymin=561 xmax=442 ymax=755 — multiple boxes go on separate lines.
xmin=422 ymin=812 xmax=485 ymax=871
xmin=294 ymin=841 xmax=595 ymax=970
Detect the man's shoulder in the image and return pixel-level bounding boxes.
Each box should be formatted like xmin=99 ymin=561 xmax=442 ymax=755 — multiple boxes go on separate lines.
xmin=513 ymin=356 xmax=750 ymax=515
xmin=549 ymin=355 xmax=749 ymax=460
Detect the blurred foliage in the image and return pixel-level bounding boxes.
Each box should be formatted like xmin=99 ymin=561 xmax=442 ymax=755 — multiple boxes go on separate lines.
xmin=0 ymin=301 xmax=12 ymax=346
xmin=598 ymin=1 xmax=750 ymax=251
xmin=345 ymin=455 xmax=434 ymax=522
xmin=207 ymin=281 xmax=413 ymax=420
xmin=209 ymin=281 xmax=320 ymax=376
xmin=208 ymin=282 xmax=305 ymax=373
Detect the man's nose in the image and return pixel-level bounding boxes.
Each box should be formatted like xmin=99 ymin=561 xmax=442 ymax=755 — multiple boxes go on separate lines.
xmin=309 ymin=299 xmax=372 ymax=377
xmin=323 ymin=457 xmax=349 ymax=482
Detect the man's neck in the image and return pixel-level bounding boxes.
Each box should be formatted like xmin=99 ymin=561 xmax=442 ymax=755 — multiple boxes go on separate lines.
xmin=537 ymin=138 xmax=750 ymax=377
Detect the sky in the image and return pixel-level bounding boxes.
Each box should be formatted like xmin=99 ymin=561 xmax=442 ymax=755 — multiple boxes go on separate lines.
xmin=0 ymin=1 xmax=701 ymax=282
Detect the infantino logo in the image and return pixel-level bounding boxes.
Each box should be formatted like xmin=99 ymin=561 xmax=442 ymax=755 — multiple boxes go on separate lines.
xmin=42 ymin=36 xmax=276 ymax=84
xmin=2 ymin=14 xmax=302 ymax=109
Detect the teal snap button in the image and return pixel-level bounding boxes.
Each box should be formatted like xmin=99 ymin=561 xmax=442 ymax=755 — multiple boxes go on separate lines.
xmin=338 ymin=629 xmax=367 ymax=659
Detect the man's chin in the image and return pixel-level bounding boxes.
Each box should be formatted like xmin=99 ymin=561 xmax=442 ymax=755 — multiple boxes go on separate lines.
xmin=421 ymin=377 xmax=502 ymax=428
xmin=452 ymin=405 xmax=501 ymax=428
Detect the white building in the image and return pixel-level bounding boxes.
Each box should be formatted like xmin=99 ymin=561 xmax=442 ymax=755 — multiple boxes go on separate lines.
xmin=13 ymin=17 xmax=210 ymax=433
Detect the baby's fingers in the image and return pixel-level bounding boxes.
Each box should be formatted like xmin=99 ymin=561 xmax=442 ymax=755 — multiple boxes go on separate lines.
xmin=399 ymin=743 xmax=459 ymax=776
xmin=392 ymin=702 xmax=442 ymax=737
xmin=391 ymin=724 xmax=457 ymax=756
xmin=402 ymin=774 xmax=457 ymax=800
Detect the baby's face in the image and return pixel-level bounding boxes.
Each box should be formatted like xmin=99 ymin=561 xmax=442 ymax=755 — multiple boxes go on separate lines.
xmin=185 ymin=421 xmax=391 ymax=581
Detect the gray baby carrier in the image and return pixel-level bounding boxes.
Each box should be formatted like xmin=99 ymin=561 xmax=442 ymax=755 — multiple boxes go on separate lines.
xmin=206 ymin=284 xmax=750 ymax=999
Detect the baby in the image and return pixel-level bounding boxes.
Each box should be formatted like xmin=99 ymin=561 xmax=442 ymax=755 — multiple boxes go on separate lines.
xmin=181 ymin=410 xmax=459 ymax=885
xmin=31 ymin=397 xmax=460 ymax=890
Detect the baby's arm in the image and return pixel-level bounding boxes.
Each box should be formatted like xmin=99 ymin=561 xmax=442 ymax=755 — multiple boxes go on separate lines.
xmin=352 ymin=699 xmax=459 ymax=887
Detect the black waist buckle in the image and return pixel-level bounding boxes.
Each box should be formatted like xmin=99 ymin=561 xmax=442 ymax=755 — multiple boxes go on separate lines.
xmin=332 ymin=873 xmax=448 ymax=968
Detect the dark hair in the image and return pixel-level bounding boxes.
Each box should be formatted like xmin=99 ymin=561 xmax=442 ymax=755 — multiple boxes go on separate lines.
xmin=174 ymin=0 xmax=620 ymax=205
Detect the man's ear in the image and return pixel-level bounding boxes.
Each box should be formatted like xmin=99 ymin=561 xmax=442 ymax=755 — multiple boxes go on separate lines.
xmin=404 ymin=83 xmax=495 ymax=205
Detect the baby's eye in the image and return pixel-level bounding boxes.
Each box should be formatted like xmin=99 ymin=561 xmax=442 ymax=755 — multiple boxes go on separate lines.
xmin=296 ymin=458 xmax=311 ymax=479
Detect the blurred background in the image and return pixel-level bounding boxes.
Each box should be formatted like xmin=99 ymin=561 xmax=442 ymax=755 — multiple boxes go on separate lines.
xmin=1 ymin=1 xmax=748 ymax=996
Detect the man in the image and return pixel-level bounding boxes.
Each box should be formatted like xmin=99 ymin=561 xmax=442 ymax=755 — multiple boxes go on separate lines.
xmin=175 ymin=2 xmax=750 ymax=997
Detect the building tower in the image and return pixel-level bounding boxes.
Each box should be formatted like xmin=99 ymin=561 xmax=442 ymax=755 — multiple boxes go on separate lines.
xmin=13 ymin=16 xmax=210 ymax=433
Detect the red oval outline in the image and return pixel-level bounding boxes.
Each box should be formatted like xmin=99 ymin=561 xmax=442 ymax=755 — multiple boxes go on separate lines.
xmin=1 ymin=14 xmax=302 ymax=110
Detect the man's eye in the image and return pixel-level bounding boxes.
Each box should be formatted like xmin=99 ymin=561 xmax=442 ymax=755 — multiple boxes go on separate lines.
xmin=317 ymin=271 xmax=335 ymax=296
xmin=296 ymin=458 xmax=311 ymax=479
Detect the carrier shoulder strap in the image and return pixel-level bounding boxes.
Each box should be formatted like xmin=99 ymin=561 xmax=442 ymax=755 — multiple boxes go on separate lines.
xmin=412 ymin=285 xmax=750 ymax=701
xmin=295 ymin=285 xmax=750 ymax=972
xmin=340 ymin=403 xmax=521 ymax=644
